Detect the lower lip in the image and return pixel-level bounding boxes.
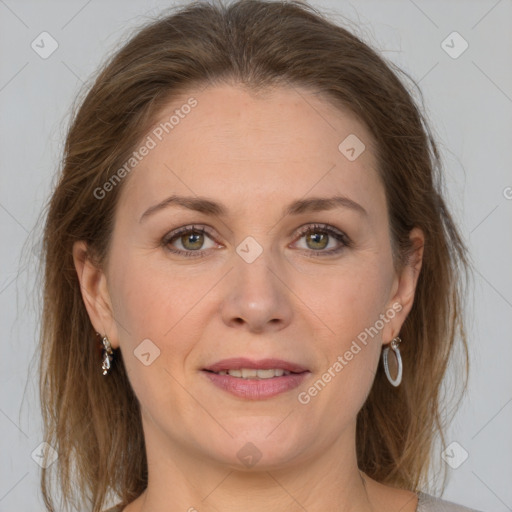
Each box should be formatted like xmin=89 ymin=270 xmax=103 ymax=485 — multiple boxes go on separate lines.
xmin=202 ymin=370 xmax=310 ymax=400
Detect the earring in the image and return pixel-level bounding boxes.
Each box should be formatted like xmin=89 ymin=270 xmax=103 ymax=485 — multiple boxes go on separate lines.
xmin=382 ymin=336 xmax=403 ymax=387
xmin=100 ymin=334 xmax=114 ymax=375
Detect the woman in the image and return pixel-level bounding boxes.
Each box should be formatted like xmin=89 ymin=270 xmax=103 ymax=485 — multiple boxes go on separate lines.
xmin=37 ymin=1 xmax=482 ymax=511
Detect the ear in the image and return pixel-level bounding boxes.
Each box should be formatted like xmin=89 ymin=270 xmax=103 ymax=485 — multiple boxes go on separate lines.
xmin=72 ymin=241 xmax=119 ymax=349
xmin=382 ymin=227 xmax=424 ymax=343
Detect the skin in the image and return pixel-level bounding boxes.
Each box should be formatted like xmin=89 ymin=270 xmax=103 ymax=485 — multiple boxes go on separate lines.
xmin=73 ymin=83 xmax=424 ymax=512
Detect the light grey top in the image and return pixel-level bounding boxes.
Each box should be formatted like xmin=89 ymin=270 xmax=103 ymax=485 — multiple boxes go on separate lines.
xmin=416 ymin=491 xmax=483 ymax=512
xmin=105 ymin=492 xmax=484 ymax=512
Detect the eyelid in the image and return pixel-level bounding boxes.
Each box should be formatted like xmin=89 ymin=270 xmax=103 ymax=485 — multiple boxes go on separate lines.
xmin=292 ymin=223 xmax=349 ymax=243
xmin=161 ymin=224 xmax=218 ymax=247
xmin=290 ymin=223 xmax=351 ymax=254
xmin=162 ymin=222 xmax=350 ymax=257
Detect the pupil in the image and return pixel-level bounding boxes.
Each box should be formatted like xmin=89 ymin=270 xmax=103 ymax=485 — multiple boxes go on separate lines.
xmin=184 ymin=232 xmax=203 ymax=249
xmin=308 ymin=232 xmax=327 ymax=249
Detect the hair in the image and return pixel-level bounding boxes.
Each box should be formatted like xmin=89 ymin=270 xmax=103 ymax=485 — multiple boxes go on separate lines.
xmin=37 ymin=0 xmax=471 ymax=510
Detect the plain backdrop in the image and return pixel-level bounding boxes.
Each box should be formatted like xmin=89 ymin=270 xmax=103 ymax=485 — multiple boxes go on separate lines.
xmin=0 ymin=0 xmax=511 ymax=511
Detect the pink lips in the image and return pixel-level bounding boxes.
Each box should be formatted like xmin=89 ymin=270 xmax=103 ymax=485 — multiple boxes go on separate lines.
xmin=202 ymin=357 xmax=310 ymax=400
xmin=203 ymin=357 xmax=308 ymax=373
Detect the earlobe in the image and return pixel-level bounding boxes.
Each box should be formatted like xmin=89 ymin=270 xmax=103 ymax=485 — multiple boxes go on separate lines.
xmin=72 ymin=241 xmax=119 ymax=348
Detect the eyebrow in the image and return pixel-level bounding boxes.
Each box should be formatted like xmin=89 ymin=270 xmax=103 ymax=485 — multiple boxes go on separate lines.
xmin=139 ymin=194 xmax=368 ymax=222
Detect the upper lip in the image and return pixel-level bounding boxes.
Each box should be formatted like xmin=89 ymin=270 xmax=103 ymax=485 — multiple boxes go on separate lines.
xmin=203 ymin=357 xmax=309 ymax=373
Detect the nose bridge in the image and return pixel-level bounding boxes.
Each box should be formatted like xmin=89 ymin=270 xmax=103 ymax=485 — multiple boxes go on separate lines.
xmin=221 ymin=232 xmax=293 ymax=331
xmin=233 ymin=233 xmax=281 ymax=297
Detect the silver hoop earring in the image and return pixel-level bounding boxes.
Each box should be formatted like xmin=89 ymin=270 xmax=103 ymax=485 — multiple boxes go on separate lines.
xmin=382 ymin=336 xmax=403 ymax=387
xmin=100 ymin=334 xmax=114 ymax=376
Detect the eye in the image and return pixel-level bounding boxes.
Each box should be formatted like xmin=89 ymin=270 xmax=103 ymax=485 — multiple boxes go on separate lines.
xmin=161 ymin=223 xmax=351 ymax=259
xmin=292 ymin=223 xmax=350 ymax=257
xmin=162 ymin=224 xmax=218 ymax=258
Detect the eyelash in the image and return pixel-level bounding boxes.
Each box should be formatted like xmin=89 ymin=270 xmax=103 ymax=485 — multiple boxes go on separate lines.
xmin=161 ymin=223 xmax=351 ymax=259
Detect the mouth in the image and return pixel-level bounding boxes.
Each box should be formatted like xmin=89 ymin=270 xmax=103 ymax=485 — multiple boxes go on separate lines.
xmin=205 ymin=368 xmax=304 ymax=380
xmin=201 ymin=357 xmax=310 ymax=399
xmin=203 ymin=357 xmax=308 ymax=374
xmin=204 ymin=368 xmax=297 ymax=379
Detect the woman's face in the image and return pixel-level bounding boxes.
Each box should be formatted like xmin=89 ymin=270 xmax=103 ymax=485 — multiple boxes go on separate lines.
xmin=76 ymin=83 xmax=422 ymax=471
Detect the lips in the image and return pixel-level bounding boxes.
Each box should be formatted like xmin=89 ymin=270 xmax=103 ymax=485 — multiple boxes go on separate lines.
xmin=203 ymin=357 xmax=308 ymax=374
xmin=202 ymin=357 xmax=310 ymax=399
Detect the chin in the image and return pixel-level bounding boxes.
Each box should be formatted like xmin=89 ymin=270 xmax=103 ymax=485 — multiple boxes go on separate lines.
xmin=206 ymin=424 xmax=307 ymax=471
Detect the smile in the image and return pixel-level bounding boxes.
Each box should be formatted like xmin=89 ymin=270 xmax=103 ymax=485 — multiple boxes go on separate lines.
xmin=212 ymin=368 xmax=293 ymax=378
xmin=202 ymin=369 xmax=309 ymax=399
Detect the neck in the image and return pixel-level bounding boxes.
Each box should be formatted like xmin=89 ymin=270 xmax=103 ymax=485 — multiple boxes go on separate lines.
xmin=128 ymin=417 xmax=375 ymax=512
xmin=134 ymin=470 xmax=374 ymax=512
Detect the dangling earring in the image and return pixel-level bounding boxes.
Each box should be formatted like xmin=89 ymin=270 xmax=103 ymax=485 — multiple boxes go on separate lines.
xmin=382 ymin=336 xmax=403 ymax=387
xmin=100 ymin=334 xmax=114 ymax=375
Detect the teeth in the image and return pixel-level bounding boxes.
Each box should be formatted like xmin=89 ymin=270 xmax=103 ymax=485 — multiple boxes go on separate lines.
xmin=216 ymin=368 xmax=291 ymax=379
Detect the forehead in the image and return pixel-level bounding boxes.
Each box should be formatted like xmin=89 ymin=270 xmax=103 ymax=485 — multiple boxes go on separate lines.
xmin=117 ymin=83 xmax=385 ymax=220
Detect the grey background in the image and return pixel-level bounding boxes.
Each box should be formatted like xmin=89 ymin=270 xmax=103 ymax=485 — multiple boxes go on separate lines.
xmin=0 ymin=0 xmax=511 ymax=510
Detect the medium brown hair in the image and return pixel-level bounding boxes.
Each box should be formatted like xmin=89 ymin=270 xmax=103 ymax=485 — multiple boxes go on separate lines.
xmin=38 ymin=0 xmax=471 ymax=510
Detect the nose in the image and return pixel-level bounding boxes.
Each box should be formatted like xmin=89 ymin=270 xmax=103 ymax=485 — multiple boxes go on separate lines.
xmin=220 ymin=246 xmax=294 ymax=334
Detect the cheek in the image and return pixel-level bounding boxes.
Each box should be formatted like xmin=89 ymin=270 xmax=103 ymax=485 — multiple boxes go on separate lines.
xmin=302 ymin=272 xmax=389 ymax=421
xmin=108 ymin=247 xmax=187 ymax=335
xmin=106 ymin=254 xmax=172 ymax=388
xmin=307 ymin=255 xmax=392 ymax=397
xmin=107 ymin=259 xmax=197 ymax=420
xmin=108 ymin=252 xmax=211 ymax=373
xmin=317 ymin=259 xmax=391 ymax=337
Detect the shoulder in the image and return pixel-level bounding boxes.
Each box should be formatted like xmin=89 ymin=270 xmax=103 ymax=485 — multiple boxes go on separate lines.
xmin=104 ymin=493 xmax=485 ymax=512
xmin=417 ymin=491 xmax=485 ymax=512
